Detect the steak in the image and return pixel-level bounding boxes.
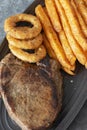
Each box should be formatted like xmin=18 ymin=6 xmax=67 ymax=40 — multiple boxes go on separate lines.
xmin=0 ymin=53 xmax=63 ymax=130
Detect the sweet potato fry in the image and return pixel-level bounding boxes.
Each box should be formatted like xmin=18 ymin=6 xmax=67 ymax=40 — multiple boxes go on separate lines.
xmin=83 ymin=0 xmax=87 ymax=6
xmin=43 ymin=27 xmax=75 ymax=71
xmin=43 ymin=7 xmax=48 ymax=14
xmin=54 ymin=0 xmax=87 ymax=65
xmin=62 ymin=67 xmax=75 ymax=75
xmin=42 ymin=33 xmax=57 ymax=60
xmin=71 ymin=0 xmax=87 ymax=38
xmin=74 ymin=0 xmax=87 ymax=24
xmin=45 ymin=0 xmax=62 ymax=32
xmin=35 ymin=5 xmax=72 ymax=70
xmin=43 ymin=30 xmax=75 ymax=70
xmin=45 ymin=0 xmax=76 ymax=66
xmin=58 ymin=0 xmax=87 ymax=52
xmin=59 ymin=31 xmax=76 ymax=66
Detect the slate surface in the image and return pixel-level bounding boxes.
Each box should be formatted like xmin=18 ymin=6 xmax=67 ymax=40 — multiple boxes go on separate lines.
xmin=68 ymin=101 xmax=87 ymax=130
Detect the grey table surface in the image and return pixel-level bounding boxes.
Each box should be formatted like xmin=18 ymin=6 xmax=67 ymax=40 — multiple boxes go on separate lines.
xmin=0 ymin=0 xmax=87 ymax=130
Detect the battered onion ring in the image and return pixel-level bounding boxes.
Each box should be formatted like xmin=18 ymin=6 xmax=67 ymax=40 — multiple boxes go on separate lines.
xmin=7 ymin=33 xmax=43 ymax=49
xmin=9 ymin=44 xmax=46 ymax=63
xmin=4 ymin=14 xmax=42 ymax=39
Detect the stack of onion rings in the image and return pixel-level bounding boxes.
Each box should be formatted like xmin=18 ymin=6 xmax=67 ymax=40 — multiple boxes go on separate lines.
xmin=4 ymin=13 xmax=46 ymax=63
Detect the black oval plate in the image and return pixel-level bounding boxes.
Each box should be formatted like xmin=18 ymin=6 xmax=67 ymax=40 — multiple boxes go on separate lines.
xmin=0 ymin=0 xmax=87 ymax=130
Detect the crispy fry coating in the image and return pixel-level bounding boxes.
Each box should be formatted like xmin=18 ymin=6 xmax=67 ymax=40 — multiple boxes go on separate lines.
xmin=45 ymin=0 xmax=76 ymax=66
xmin=83 ymin=0 xmax=87 ymax=6
xmin=45 ymin=0 xmax=62 ymax=32
xmin=59 ymin=31 xmax=76 ymax=66
xmin=35 ymin=5 xmax=72 ymax=70
xmin=43 ymin=33 xmax=57 ymax=60
xmin=58 ymin=0 xmax=87 ymax=52
xmin=62 ymin=67 xmax=75 ymax=75
xmin=54 ymin=0 xmax=87 ymax=65
xmin=71 ymin=0 xmax=87 ymax=38
xmin=74 ymin=0 xmax=87 ymax=24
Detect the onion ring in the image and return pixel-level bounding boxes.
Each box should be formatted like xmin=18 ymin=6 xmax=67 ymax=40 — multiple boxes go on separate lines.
xmin=7 ymin=33 xmax=43 ymax=49
xmin=9 ymin=44 xmax=46 ymax=63
xmin=4 ymin=13 xmax=42 ymax=39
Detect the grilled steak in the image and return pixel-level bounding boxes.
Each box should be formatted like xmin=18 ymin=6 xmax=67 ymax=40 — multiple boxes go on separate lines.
xmin=0 ymin=53 xmax=62 ymax=130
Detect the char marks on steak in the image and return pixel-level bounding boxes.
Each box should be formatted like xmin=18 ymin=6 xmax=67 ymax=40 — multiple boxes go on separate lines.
xmin=0 ymin=53 xmax=62 ymax=130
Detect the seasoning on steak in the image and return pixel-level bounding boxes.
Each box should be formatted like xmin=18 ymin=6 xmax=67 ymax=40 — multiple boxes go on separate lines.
xmin=0 ymin=53 xmax=62 ymax=130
